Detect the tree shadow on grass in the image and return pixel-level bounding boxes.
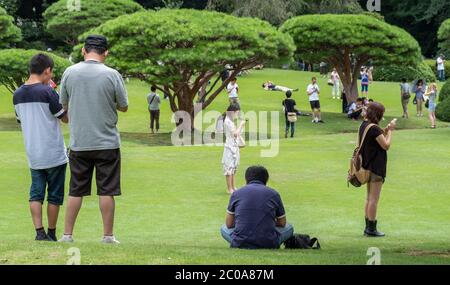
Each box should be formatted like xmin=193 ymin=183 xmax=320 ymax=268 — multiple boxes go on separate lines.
xmin=0 ymin=117 xmax=20 ymax=131
xmin=120 ymin=131 xmax=269 ymax=147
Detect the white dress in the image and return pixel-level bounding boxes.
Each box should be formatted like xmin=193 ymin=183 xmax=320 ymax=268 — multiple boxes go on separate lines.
xmin=222 ymin=117 xmax=240 ymax=176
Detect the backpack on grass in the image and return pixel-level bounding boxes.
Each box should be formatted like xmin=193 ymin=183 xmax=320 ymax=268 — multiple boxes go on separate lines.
xmin=284 ymin=234 xmax=320 ymax=249
xmin=347 ymin=123 xmax=375 ymax=187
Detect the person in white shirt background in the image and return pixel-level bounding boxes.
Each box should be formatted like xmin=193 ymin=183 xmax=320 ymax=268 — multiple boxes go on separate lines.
xmin=227 ymin=77 xmax=239 ymax=105
xmin=437 ymin=54 xmax=445 ymax=82
xmin=307 ymin=77 xmax=324 ymax=123
xmin=330 ymin=68 xmax=341 ymax=99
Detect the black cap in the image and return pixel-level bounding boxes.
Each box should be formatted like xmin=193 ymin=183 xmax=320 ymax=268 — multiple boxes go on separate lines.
xmin=84 ymin=35 xmax=108 ymax=50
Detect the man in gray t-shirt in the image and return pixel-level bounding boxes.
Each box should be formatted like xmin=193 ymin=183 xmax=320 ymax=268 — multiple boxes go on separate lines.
xmin=59 ymin=35 xmax=128 ymax=244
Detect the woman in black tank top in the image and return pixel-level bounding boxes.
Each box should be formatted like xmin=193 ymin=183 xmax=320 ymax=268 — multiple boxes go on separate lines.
xmin=359 ymin=102 xmax=396 ymax=237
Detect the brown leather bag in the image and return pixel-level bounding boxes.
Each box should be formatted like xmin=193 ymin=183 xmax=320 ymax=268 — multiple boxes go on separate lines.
xmin=348 ymin=123 xmax=375 ymax=187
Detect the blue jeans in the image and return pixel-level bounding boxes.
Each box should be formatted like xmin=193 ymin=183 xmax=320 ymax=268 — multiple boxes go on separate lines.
xmin=438 ymin=70 xmax=445 ymax=81
xmin=30 ymin=163 xmax=67 ymax=206
xmin=221 ymin=224 xmax=294 ymax=247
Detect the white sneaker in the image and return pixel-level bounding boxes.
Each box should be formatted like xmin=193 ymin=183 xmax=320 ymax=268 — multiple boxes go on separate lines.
xmin=58 ymin=234 xmax=74 ymax=243
xmin=102 ymin=235 xmax=120 ymax=244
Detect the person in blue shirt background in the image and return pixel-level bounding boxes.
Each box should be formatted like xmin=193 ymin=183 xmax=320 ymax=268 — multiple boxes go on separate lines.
xmin=221 ymin=166 xmax=294 ymax=249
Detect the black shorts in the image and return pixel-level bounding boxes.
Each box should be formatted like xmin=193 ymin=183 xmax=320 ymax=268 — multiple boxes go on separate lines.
xmin=69 ymin=149 xmax=121 ymax=197
xmin=310 ymin=100 xmax=321 ymax=110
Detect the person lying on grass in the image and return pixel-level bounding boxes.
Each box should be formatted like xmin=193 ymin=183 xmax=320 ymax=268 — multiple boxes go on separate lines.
xmin=221 ymin=166 xmax=294 ymax=249
xmin=262 ymin=81 xmax=299 ymax=93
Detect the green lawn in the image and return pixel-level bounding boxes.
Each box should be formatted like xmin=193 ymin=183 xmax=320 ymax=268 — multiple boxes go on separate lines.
xmin=0 ymin=69 xmax=449 ymax=265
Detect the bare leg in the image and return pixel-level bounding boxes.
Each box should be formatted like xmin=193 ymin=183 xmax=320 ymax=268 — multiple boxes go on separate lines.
xmin=64 ymin=196 xmax=83 ymax=235
xmin=47 ymin=204 xmax=60 ymax=229
xmin=99 ymin=196 xmax=115 ymax=236
xmin=30 ymin=202 xmax=43 ymax=229
xmin=231 ymin=174 xmax=237 ymax=191
xmin=365 ymin=183 xmax=370 ymax=218
xmin=225 ymin=175 xmax=233 ymax=193
xmin=367 ymin=181 xmax=383 ymax=221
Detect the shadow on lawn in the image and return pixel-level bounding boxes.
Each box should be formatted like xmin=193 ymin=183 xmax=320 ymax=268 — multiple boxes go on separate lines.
xmin=121 ymin=131 xmax=270 ymax=147
xmin=0 ymin=117 xmax=20 ymax=131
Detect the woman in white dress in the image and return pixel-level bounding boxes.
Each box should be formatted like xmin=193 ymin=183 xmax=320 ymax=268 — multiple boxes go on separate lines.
xmin=222 ymin=103 xmax=246 ymax=194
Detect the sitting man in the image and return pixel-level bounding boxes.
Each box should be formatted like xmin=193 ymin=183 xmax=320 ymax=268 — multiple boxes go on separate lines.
xmin=262 ymin=81 xmax=299 ymax=93
xmin=221 ymin=166 xmax=294 ymax=249
xmin=347 ymin=98 xmax=364 ymax=120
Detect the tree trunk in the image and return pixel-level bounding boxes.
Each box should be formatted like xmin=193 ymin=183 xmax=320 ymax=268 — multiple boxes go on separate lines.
xmin=175 ymin=87 xmax=196 ymax=129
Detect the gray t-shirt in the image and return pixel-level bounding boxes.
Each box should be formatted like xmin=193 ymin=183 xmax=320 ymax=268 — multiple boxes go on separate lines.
xmin=60 ymin=60 xmax=128 ymax=151
xmin=147 ymin=92 xmax=160 ymax=111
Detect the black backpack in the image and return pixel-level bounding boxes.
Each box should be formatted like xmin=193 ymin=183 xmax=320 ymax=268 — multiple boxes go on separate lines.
xmin=284 ymin=234 xmax=321 ymax=249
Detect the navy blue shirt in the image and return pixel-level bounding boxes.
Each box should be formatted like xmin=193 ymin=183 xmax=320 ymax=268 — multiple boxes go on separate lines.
xmin=227 ymin=181 xmax=286 ymax=249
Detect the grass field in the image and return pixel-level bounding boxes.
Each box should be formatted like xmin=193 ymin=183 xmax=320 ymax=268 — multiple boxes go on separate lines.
xmin=0 ymin=69 xmax=449 ymax=265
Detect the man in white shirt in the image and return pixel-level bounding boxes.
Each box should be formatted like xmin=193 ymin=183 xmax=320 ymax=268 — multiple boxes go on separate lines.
xmin=227 ymin=77 xmax=239 ymax=104
xmin=307 ymin=77 xmax=324 ymax=123
xmin=437 ymin=54 xmax=445 ymax=82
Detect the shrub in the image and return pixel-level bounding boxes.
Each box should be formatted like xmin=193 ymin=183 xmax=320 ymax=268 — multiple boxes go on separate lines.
xmin=439 ymin=80 xmax=450 ymax=102
xmin=0 ymin=49 xmax=71 ymax=93
xmin=436 ymin=98 xmax=450 ymax=122
xmin=372 ymin=61 xmax=436 ymax=82
xmin=44 ymin=0 xmax=144 ymax=47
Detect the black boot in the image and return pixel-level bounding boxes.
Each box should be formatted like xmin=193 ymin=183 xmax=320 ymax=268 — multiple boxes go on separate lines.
xmin=364 ymin=220 xmax=385 ymax=237
xmin=35 ymin=228 xmax=48 ymax=241
xmin=364 ymin=217 xmax=369 ymax=234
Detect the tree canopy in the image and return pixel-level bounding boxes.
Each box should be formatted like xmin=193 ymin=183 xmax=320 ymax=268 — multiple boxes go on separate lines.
xmin=73 ymin=9 xmax=294 ymax=124
xmin=378 ymin=0 xmax=450 ymax=57
xmin=206 ymin=0 xmax=363 ymax=26
xmin=281 ymin=14 xmax=422 ymax=102
xmin=43 ymin=0 xmax=144 ymax=46
xmin=0 ymin=49 xmax=71 ymax=93
xmin=438 ymin=19 xmax=450 ymax=58
xmin=0 ymin=6 xmax=21 ymax=48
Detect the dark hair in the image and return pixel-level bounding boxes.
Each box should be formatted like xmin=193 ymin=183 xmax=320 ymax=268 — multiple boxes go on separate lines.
xmin=368 ymin=99 xmax=374 ymax=102
xmin=262 ymin=83 xmax=265 ymax=88
xmin=84 ymin=35 xmax=108 ymax=55
xmin=151 ymin=85 xmax=157 ymax=92
xmin=245 ymin=166 xmax=269 ymax=185
xmin=365 ymin=102 xmax=385 ymax=124
xmin=417 ymin=79 xmax=423 ymax=86
xmin=85 ymin=45 xmax=107 ymax=55
xmin=401 ymin=78 xmax=407 ymax=83
xmin=356 ymin=98 xmax=363 ymax=102
xmin=230 ymin=77 xmax=237 ymax=82
xmin=29 ymin=53 xmax=54 ymax=75
xmin=222 ymin=103 xmax=241 ymax=121
xmin=285 ymin=90 xmax=292 ymax=98
xmin=227 ymin=103 xmax=240 ymax=112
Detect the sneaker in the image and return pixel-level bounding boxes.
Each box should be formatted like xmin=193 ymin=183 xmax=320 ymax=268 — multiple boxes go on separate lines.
xmin=312 ymin=119 xmax=317 ymax=123
xmin=47 ymin=230 xmax=57 ymax=242
xmin=318 ymin=120 xmax=325 ymax=123
xmin=35 ymin=229 xmax=48 ymax=241
xmin=58 ymin=234 xmax=74 ymax=243
xmin=102 ymin=235 xmax=120 ymax=244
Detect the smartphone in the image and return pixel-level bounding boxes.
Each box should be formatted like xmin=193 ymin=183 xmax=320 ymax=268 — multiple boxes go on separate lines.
xmin=49 ymin=79 xmax=57 ymax=89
